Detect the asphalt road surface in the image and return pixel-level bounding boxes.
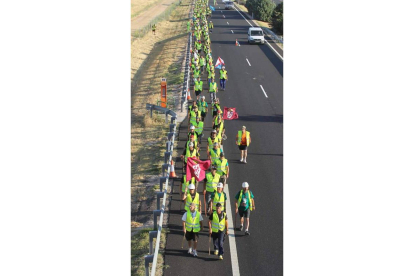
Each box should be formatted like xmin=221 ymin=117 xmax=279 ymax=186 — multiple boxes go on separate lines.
xmin=164 ymin=1 xmax=283 ymax=275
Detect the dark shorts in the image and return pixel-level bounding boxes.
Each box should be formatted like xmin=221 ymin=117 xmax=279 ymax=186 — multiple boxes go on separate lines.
xmin=195 ymin=90 xmax=202 ymax=96
xmin=213 ymin=111 xmax=217 ymax=117
xmin=185 ymin=230 xmax=199 ymax=241
xmin=239 ymin=208 xmax=250 ymax=218
xmin=201 ymin=111 xmax=206 ymax=118
xmin=238 ymin=145 xmax=248 ymax=151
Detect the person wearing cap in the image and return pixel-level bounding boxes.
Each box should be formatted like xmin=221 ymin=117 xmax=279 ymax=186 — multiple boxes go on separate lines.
xmin=236 ymin=126 xmax=251 ymax=163
xmin=203 ymin=166 xmax=220 ymax=213
xmin=182 ymin=202 xmax=203 ymax=257
xmin=209 ymin=77 xmax=218 ymax=103
xmin=181 ymin=142 xmax=199 ymax=173
xmin=209 ymin=202 xmax=228 ymax=259
xmin=185 ymin=134 xmax=199 ymax=152
xmin=219 ymin=66 xmax=228 ymax=91
xmin=235 ymin=182 xmax=255 ymax=235
xmin=180 ymin=174 xmax=196 ymax=201
xmin=183 ymin=183 xmax=202 ymax=212
xmin=212 ymin=98 xmax=222 ymax=120
xmin=194 ymin=76 xmax=203 ymax=101
xmin=207 ymin=130 xmax=221 ymax=155
xmin=199 ymin=55 xmax=206 ymax=74
xmin=214 ymin=152 xmax=229 ymax=186
xmin=209 ymin=182 xmax=227 ymax=215
xmin=188 ymin=105 xmax=201 ymax=130
xmin=192 ymin=116 xmax=204 ymax=145
xmin=188 ymin=100 xmax=197 ymax=113
xmin=208 ymin=142 xmax=223 ymax=163
xmin=193 ymin=66 xmax=201 ymax=84
xmin=196 ymin=96 xmax=208 ymax=122
xmin=209 ymin=20 xmax=214 ymax=31
xmin=187 ymin=125 xmax=200 ymax=142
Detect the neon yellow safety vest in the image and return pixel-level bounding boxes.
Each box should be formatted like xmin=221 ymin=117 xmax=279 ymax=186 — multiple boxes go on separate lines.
xmin=209 ymin=148 xmax=221 ymax=162
xmin=193 ymin=121 xmax=204 ymax=135
xmin=185 ymin=192 xmax=200 ymax=211
xmin=195 ymin=80 xmax=203 ymax=91
xmin=237 ymin=189 xmax=253 ymax=211
xmin=200 ymin=57 xmax=206 ymax=66
xmin=208 ymin=137 xmax=220 ymax=150
xmin=190 ymin=110 xmax=201 ymax=126
xmin=212 ymin=192 xmax=225 ymax=211
xmin=220 ymin=70 xmax=227 ymax=80
xmin=182 ymin=174 xmax=196 ymax=193
xmin=194 ymin=69 xmax=200 ymax=79
xmin=186 ymin=139 xmax=198 ymax=151
xmin=237 ymin=130 xmax=250 ymax=146
xmin=211 ymin=211 xmax=226 ymax=232
xmin=197 ymin=100 xmax=207 ymax=113
xmin=205 ymin=172 xmax=220 ymax=192
xmin=208 ymin=71 xmax=214 ymax=79
xmin=209 ymin=82 xmax=217 ymax=92
xmin=185 ymin=211 xmax=201 ymax=232
xmin=215 ymin=158 xmax=228 ymax=175
xmin=185 ymin=148 xmax=197 ymax=163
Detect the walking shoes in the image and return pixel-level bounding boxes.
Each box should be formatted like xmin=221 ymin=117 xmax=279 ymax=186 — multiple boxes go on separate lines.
xmin=214 ymin=250 xmax=218 ymax=255
xmin=193 ymin=250 xmax=198 ymax=257
xmin=188 ymin=247 xmax=193 ymax=254
xmin=219 ymin=255 xmax=223 ymax=260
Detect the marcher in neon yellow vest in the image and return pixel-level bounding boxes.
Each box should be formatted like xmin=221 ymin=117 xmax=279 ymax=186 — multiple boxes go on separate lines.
xmin=210 ymin=182 xmax=226 ymax=214
xmin=209 ymin=142 xmax=223 ymax=163
xmin=180 ymin=174 xmax=196 ymax=199
xmin=189 ymin=106 xmax=201 ymax=127
xmin=183 ymin=203 xmax=203 ymax=257
xmin=207 ymin=130 xmax=221 ymax=154
xmin=234 ymin=182 xmax=255 ymax=235
xmin=208 ymin=202 xmax=228 ymax=259
xmin=214 ymin=152 xmax=229 ymax=186
xmin=197 ymin=96 xmax=208 ymax=122
xmin=203 ymin=167 xmax=220 ymax=213
xmin=236 ymin=126 xmax=251 ymax=163
xmin=183 ymin=183 xmax=201 ymax=212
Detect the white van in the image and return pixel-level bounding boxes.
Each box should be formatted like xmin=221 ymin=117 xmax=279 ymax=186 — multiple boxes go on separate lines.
xmin=247 ymin=27 xmax=265 ymax=44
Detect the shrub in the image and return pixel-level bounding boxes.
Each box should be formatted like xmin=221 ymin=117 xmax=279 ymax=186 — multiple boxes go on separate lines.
xmin=271 ymin=2 xmax=283 ymax=35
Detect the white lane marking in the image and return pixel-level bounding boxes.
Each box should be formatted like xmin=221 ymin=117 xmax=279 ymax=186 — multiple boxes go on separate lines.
xmin=233 ymin=5 xmax=284 ymax=61
xmin=260 ymin=85 xmax=268 ymax=98
xmin=231 ymin=30 xmax=234 ymax=34
xmin=224 ymin=184 xmax=240 ymax=276
xmin=246 ymin=58 xmax=251 ymax=66
xmin=221 ymin=10 xmax=223 ymax=13
xmin=227 ymin=22 xmax=229 ymax=25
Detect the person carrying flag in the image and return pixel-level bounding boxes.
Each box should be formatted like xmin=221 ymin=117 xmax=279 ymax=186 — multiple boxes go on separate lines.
xmin=181 ymin=142 xmax=199 ymax=173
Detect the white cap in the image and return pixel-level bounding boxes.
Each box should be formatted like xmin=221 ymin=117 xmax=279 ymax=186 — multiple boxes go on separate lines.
xmin=189 ymin=142 xmax=194 ymax=147
xmin=217 ymin=182 xmax=223 ymax=188
xmin=202 ymin=96 xmax=205 ymax=99
xmin=190 ymin=125 xmax=195 ymax=130
xmin=212 ymin=130 xmax=217 ymax=133
xmin=188 ymin=184 xmax=195 ymax=189
xmin=213 ymin=142 xmax=219 ymax=146
xmin=242 ymin=182 xmax=249 ymax=188
xmin=242 ymin=126 xmax=246 ymax=129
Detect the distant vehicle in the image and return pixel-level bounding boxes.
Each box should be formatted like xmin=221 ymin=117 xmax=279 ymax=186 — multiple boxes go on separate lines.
xmin=225 ymin=1 xmax=234 ymax=10
xmin=247 ymin=27 xmax=265 ymax=44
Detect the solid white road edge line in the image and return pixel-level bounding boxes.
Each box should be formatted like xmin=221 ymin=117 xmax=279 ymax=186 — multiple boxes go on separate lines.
xmin=233 ymin=6 xmax=284 ymax=61
xmin=246 ymin=58 xmax=251 ymax=66
xmin=224 ymin=184 xmax=240 ymax=276
xmin=260 ymin=85 xmax=268 ymax=98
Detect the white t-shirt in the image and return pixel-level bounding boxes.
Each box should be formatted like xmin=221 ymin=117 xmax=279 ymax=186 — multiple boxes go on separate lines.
xmin=182 ymin=211 xmax=204 ymax=221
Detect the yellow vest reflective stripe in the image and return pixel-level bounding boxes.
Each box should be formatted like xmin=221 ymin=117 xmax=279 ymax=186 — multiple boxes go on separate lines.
xmin=211 ymin=211 xmax=226 ymax=232
xmin=237 ymin=131 xmax=250 ymax=146
xmin=185 ymin=211 xmax=201 ymax=232
xmin=197 ymin=100 xmax=207 ymax=113
xmin=215 ymin=158 xmax=227 ymax=175
xmin=212 ymin=192 xmax=225 ymax=211
xmin=220 ymin=70 xmax=227 ymax=79
xmin=195 ymin=81 xmax=203 ymax=91
xmin=209 ymin=82 xmax=217 ymax=92
xmin=237 ymin=189 xmax=253 ymax=211
xmin=210 ymin=149 xmax=221 ymax=162
xmin=190 ymin=110 xmax=201 ymax=125
xmin=194 ymin=70 xmax=200 ymax=78
xmin=205 ymin=173 xmax=220 ymax=192
xmin=185 ymin=148 xmax=197 ymax=163
xmin=208 ymin=137 xmax=220 ymax=150
xmin=194 ymin=121 xmax=204 ymax=134
xmin=185 ymin=192 xmax=200 ymax=211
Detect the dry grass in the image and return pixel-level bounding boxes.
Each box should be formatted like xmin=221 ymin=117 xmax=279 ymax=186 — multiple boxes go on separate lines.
xmin=131 ymin=0 xmax=164 ymax=19
xmin=131 ymin=0 xmax=189 ymax=220
xmin=131 ymin=228 xmax=167 ymax=276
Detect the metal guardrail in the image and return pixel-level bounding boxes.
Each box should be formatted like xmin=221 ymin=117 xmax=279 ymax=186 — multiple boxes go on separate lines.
xmin=143 ymin=104 xmax=177 ymax=276
xmin=180 ymin=5 xmax=194 ymax=112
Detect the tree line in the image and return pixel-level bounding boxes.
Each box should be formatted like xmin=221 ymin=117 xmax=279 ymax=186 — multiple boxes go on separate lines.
xmin=244 ymin=0 xmax=283 ymax=35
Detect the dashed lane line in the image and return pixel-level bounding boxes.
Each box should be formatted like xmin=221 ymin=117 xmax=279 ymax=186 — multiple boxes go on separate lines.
xmin=246 ymin=58 xmax=251 ymax=66
xmin=227 ymin=22 xmax=229 ymax=25
xmin=260 ymin=85 xmax=268 ymax=98
xmin=231 ymin=30 xmax=234 ymax=34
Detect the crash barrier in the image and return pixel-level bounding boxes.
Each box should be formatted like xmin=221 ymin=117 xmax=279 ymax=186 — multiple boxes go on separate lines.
xmin=144 ymin=104 xmax=178 ymax=276
xmin=132 ymin=0 xmax=180 ymax=39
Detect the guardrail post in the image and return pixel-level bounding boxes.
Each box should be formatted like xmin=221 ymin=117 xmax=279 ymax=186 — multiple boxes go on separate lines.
xmin=169 ymin=123 xmax=175 ymax=133
xmin=149 ymin=231 xmax=158 ymax=255
xmin=162 ymin=163 xmax=171 ymax=177
xmin=166 ymin=141 xmax=172 ymax=151
xmin=160 ymin=176 xmax=168 ymax=191
xmin=156 ymin=192 xmax=164 ymax=210
xmin=167 ymin=132 xmax=174 ymax=141
xmin=144 ymin=255 xmax=153 ymax=276
xmin=164 ymin=151 xmax=172 ymax=163
xmin=153 ymin=210 xmax=162 ymax=230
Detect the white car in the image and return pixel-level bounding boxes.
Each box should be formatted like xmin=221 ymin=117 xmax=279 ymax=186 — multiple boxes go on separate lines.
xmin=247 ymin=27 xmax=265 ymax=44
xmin=225 ymin=1 xmax=234 ymax=9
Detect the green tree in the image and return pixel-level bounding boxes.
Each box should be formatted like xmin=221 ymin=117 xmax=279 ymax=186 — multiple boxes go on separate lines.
xmin=256 ymin=0 xmax=275 ymax=22
xmin=271 ymin=2 xmax=283 ymax=35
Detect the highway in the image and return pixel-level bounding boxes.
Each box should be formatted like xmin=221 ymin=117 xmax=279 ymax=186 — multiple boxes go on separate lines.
xmin=164 ymin=1 xmax=283 ymax=275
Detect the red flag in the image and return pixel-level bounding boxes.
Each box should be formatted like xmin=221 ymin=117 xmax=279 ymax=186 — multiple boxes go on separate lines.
xmin=186 ymin=157 xmax=211 ymax=182
xmin=223 ymin=107 xmax=239 ymax=120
